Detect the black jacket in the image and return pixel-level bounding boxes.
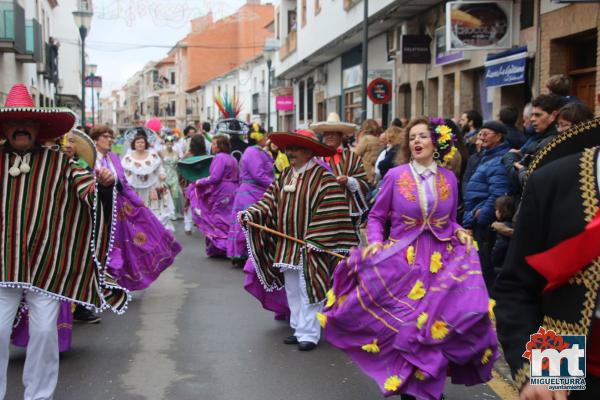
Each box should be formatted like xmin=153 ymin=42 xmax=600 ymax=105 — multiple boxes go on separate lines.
xmin=494 ymin=148 xmax=600 ymax=389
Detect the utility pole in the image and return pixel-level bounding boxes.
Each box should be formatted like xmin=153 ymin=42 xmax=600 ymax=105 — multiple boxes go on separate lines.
xmin=361 ymin=0 xmax=368 ymax=123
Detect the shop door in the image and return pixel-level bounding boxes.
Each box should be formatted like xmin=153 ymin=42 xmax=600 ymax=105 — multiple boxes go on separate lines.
xmin=572 ymin=72 xmax=596 ymax=110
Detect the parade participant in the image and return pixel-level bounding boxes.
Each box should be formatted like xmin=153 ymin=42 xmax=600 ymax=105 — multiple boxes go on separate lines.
xmin=91 ymin=124 xmax=182 ymax=291
xmin=122 ymin=130 xmax=176 ymax=231
xmin=227 ymin=123 xmax=274 ymax=268
xmin=160 ymin=136 xmax=184 ymax=219
xmin=0 ymin=83 xmax=129 ymax=400
xmin=268 ymin=139 xmax=289 ymax=178
xmin=311 ymin=113 xmax=370 ymax=220
xmin=188 ymin=134 xmax=239 ymax=257
xmin=240 ymin=129 xmax=358 ymax=351
xmin=214 ymin=92 xmax=247 ymax=161
xmin=321 ymin=117 xmax=498 ymax=399
xmin=181 ymin=134 xmax=208 ymax=234
xmin=495 ymin=118 xmax=600 ymax=400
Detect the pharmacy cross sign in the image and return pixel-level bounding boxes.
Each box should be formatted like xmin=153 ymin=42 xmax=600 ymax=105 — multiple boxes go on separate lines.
xmin=367 ymin=78 xmax=392 ymax=105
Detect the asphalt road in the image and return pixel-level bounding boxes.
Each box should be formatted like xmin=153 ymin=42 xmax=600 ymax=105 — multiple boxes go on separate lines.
xmin=7 ymin=225 xmax=517 ymax=400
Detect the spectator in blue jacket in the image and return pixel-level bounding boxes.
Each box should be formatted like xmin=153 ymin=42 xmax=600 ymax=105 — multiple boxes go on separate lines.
xmin=463 ymin=120 xmax=511 ymax=288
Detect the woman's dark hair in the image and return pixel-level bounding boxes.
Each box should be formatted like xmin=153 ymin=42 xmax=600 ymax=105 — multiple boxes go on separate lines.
xmin=212 ymin=134 xmax=231 ymax=154
xmin=202 ymin=121 xmax=211 ymax=133
xmin=131 ymin=133 xmax=149 ymax=150
xmin=189 ymin=135 xmax=207 ymax=156
xmin=495 ymin=196 xmax=515 ymax=221
xmin=557 ymin=102 xmax=594 ymax=125
xmin=90 ymin=124 xmax=114 ymax=141
xmin=184 ymin=125 xmax=197 ymax=136
xmin=391 ymin=118 xmax=403 ymax=128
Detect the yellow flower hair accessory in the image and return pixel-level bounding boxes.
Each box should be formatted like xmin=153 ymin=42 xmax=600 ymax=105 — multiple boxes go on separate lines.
xmin=383 ymin=375 xmax=402 ymax=392
xmin=429 ymin=251 xmax=443 ymax=273
xmin=361 ymin=339 xmax=380 ymax=354
xmin=408 ymin=280 xmax=426 ymax=300
xmin=431 ymin=320 xmax=449 ymax=340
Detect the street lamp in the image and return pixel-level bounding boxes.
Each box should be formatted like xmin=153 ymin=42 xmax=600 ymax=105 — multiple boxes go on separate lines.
xmin=87 ymin=63 xmax=97 ymax=125
xmin=263 ymin=38 xmax=280 ymax=133
xmin=73 ymin=8 xmax=93 ymax=126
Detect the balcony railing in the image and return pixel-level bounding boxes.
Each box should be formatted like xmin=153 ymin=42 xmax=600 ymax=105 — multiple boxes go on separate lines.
xmin=0 ymin=0 xmax=25 ymax=54
xmin=279 ymin=29 xmax=297 ymax=61
xmin=16 ymin=18 xmax=41 ymax=63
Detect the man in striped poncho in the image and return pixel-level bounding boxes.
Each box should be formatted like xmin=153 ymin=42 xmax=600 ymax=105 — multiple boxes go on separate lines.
xmin=0 ymin=84 xmax=128 ymax=400
xmin=241 ymin=130 xmax=358 ymax=351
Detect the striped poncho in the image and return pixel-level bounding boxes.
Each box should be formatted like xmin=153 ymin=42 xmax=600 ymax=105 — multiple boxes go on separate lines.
xmin=243 ymin=162 xmax=358 ymax=304
xmin=320 ymin=149 xmax=369 ymax=217
xmin=0 ymin=146 xmax=129 ymax=313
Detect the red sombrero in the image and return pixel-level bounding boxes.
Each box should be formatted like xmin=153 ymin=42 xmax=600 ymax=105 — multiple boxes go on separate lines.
xmin=269 ymin=129 xmax=336 ymax=157
xmin=0 ymin=83 xmax=76 ymax=141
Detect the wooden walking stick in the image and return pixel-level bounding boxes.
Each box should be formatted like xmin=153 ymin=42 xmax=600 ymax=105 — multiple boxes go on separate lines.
xmin=246 ymin=221 xmax=345 ymax=259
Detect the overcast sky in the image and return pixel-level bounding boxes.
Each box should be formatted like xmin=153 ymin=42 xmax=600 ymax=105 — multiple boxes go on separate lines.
xmin=87 ymin=0 xmax=250 ymax=96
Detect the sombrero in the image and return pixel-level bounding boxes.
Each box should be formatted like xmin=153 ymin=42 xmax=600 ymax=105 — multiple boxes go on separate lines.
xmin=71 ymin=129 xmax=96 ymax=167
xmin=529 ymin=117 xmax=600 ymax=174
xmin=216 ymin=118 xmax=248 ymax=136
xmin=177 ymin=155 xmax=214 ymax=182
xmin=0 ymin=83 xmax=76 ymax=141
xmin=269 ymin=129 xmax=336 ymax=157
xmin=310 ymin=112 xmax=357 ymax=135
xmin=124 ymin=127 xmax=158 ymax=145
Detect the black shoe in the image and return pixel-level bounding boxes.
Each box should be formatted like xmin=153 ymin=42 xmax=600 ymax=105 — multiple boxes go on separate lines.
xmin=298 ymin=341 xmax=317 ymax=351
xmin=73 ymin=306 xmax=101 ymax=324
xmin=283 ymin=335 xmax=298 ymax=345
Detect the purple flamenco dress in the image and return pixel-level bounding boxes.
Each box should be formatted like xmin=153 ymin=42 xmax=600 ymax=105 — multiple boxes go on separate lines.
xmin=187 ymin=152 xmax=239 ymax=257
xmin=322 ymin=163 xmax=498 ymax=399
xmin=106 ymin=152 xmax=182 ymax=291
xmin=11 ymin=301 xmax=73 ymax=353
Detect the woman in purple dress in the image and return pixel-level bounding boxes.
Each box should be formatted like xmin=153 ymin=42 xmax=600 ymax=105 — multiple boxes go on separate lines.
xmin=187 ymin=134 xmax=239 ymax=257
xmin=227 ymin=126 xmax=274 ymax=267
xmin=322 ymin=118 xmax=498 ymax=400
xmin=92 ymin=125 xmax=182 ymax=291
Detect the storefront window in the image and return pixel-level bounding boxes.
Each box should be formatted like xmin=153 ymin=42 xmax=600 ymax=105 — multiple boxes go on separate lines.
xmin=344 ymin=88 xmax=362 ymax=124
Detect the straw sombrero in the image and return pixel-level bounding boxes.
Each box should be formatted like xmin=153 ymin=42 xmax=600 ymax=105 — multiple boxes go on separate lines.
xmin=310 ymin=112 xmax=357 ymax=135
xmin=269 ymin=129 xmax=336 ymax=157
xmin=529 ymin=117 xmax=600 ymax=174
xmin=0 ymin=83 xmax=76 ymax=141
xmin=70 ymin=129 xmax=96 ymax=168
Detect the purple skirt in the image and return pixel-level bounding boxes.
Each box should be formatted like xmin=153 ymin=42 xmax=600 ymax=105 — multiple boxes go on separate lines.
xmin=12 ymin=301 xmax=73 ymax=353
xmin=243 ymin=259 xmax=290 ymax=321
xmin=227 ymin=183 xmax=268 ymax=259
xmin=322 ymin=233 xmax=498 ymax=399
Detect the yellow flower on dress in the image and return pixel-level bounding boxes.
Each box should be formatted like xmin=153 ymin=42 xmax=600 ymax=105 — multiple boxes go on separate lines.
xmin=431 ymin=320 xmax=449 ymax=340
xmin=408 ymin=280 xmax=426 ymax=300
xmin=488 ymin=299 xmax=496 ymax=320
xmin=338 ymin=295 xmax=347 ymax=307
xmin=414 ymin=369 xmax=427 ymax=381
xmin=406 ymin=245 xmax=416 ymax=265
xmin=481 ymin=348 xmax=494 ymax=364
xmin=361 ymin=339 xmax=380 ymax=354
xmin=429 ymin=252 xmax=443 ymax=273
xmin=326 ymin=289 xmax=336 ymax=308
xmin=416 ymin=312 xmax=428 ymax=329
xmin=316 ymin=312 xmax=327 ymax=328
xmin=383 ymin=375 xmax=402 ymax=392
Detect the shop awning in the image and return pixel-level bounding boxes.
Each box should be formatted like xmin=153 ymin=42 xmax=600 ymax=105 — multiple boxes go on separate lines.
xmin=484 ymin=46 xmax=528 ymax=88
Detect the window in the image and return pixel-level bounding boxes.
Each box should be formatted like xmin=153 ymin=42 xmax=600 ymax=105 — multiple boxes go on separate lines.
xmin=170 ymin=100 xmax=176 ymax=116
xmin=307 ymin=78 xmax=314 ymax=121
xmin=520 ymin=0 xmax=534 ymax=30
xmin=170 ymin=72 xmax=176 ymax=85
xmin=299 ymin=80 xmax=305 ymax=121
xmin=288 ymin=10 xmax=297 ymax=33
xmin=301 ymin=0 xmax=307 ymax=27
xmin=315 ymin=0 xmax=321 ymax=15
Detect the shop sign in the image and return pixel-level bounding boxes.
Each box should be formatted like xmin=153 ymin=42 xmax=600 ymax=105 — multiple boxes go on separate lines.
xmin=484 ymin=46 xmax=527 ymax=88
xmin=367 ymin=78 xmax=392 ymax=105
xmin=275 ymin=95 xmax=294 ymax=111
xmin=446 ymin=1 xmax=513 ymax=51
xmin=435 ymin=27 xmax=469 ymax=66
xmin=401 ymin=35 xmax=432 ymax=64
xmin=84 ymin=76 xmax=102 ymax=88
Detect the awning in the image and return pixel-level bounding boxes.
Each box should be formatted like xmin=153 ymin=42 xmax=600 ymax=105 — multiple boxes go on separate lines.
xmin=484 ymin=46 xmax=528 ymax=88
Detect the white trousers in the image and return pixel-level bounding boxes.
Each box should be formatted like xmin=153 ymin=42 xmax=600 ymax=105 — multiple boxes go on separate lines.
xmin=283 ymin=269 xmax=323 ymax=344
xmin=0 ymin=288 xmax=60 ymax=400
xmin=184 ymin=207 xmax=194 ymax=232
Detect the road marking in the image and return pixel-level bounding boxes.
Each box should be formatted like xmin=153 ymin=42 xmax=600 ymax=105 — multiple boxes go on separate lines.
xmin=488 ymin=370 xmax=519 ymax=400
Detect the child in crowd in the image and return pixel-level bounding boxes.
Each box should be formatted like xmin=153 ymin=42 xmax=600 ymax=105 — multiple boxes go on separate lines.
xmin=491 ymin=196 xmax=515 ymax=286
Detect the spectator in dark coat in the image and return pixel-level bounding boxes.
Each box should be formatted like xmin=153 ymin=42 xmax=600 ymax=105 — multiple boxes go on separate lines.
xmin=498 ymin=105 xmax=526 ymax=149
xmin=463 ymin=120 xmax=511 ymax=288
xmin=490 ymin=195 xmax=515 ymax=288
xmin=547 ymin=74 xmax=583 ymax=105
xmin=459 ymin=109 xmax=483 ymax=155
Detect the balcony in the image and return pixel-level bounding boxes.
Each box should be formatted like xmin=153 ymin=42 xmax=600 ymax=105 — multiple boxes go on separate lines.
xmin=16 ymin=19 xmax=41 ymax=63
xmin=279 ymin=29 xmax=297 ymax=61
xmin=0 ymin=0 xmax=25 ymax=54
xmin=252 ymin=92 xmax=268 ymax=115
